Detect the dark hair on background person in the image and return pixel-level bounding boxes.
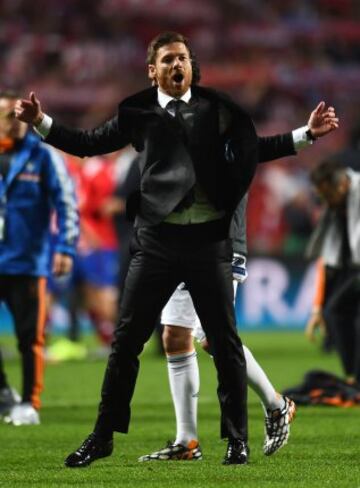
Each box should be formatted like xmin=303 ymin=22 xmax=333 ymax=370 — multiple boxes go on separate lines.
xmin=146 ymin=31 xmax=201 ymax=85
xmin=310 ymin=159 xmax=346 ymax=187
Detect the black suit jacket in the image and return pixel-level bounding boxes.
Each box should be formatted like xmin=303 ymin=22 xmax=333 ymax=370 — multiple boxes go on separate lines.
xmin=46 ymin=85 xmax=295 ymax=227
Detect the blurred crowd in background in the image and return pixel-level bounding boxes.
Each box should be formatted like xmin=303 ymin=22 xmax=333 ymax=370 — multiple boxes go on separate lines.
xmin=0 ymin=0 xmax=360 ymax=360
xmin=2 ymin=0 xmax=359 ymax=257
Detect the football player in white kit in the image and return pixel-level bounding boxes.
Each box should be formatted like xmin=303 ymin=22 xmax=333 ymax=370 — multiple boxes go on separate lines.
xmin=139 ymin=196 xmax=296 ymax=462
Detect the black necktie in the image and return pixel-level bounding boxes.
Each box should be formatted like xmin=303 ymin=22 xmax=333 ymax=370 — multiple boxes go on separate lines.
xmin=172 ymin=99 xmax=188 ymax=121
xmin=166 ymin=99 xmax=196 ymax=211
xmin=168 ymin=98 xmax=200 ymax=128
xmin=167 ymin=98 xmax=186 ymax=111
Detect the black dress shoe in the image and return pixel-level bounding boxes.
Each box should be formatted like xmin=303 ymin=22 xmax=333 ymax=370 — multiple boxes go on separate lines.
xmin=222 ymin=439 xmax=249 ymax=465
xmin=64 ymin=433 xmax=113 ymax=468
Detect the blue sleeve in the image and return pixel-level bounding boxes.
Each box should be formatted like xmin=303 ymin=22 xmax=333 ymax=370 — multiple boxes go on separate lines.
xmin=41 ymin=145 xmax=79 ymax=256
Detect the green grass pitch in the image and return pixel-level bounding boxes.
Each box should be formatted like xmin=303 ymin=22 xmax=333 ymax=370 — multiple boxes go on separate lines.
xmin=1 ymin=331 xmax=360 ymax=488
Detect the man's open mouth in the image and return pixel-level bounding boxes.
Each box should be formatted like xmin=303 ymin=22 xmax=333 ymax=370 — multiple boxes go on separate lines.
xmin=173 ymin=73 xmax=184 ymax=83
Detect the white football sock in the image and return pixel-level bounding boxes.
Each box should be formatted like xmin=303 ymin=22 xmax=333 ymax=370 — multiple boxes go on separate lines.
xmin=243 ymin=345 xmax=285 ymax=411
xmin=167 ymin=350 xmax=199 ymax=445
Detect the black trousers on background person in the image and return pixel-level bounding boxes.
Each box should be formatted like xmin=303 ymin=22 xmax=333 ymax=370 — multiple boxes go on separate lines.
xmin=324 ymin=266 xmax=360 ymax=382
xmin=0 ymin=275 xmax=47 ymax=409
xmin=94 ymin=221 xmax=248 ymax=441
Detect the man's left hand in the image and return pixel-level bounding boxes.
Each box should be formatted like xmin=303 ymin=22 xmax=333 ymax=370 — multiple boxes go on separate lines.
xmin=52 ymin=252 xmax=73 ymax=276
xmin=307 ymin=101 xmax=339 ymax=139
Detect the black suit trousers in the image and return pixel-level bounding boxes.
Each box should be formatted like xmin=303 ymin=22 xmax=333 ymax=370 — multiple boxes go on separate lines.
xmin=95 ymin=224 xmax=248 ymax=440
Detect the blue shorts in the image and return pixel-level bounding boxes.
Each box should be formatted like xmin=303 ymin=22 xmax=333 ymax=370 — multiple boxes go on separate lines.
xmin=47 ymin=249 xmax=119 ymax=293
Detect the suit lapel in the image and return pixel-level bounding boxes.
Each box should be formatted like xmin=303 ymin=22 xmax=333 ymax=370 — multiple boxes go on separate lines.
xmin=187 ymin=96 xmax=213 ymax=145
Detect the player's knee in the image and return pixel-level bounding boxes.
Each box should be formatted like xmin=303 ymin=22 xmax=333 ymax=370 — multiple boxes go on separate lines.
xmin=162 ymin=325 xmax=193 ymax=354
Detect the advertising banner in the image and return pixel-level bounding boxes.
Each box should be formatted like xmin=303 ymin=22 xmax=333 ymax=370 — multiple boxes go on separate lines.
xmin=235 ymin=258 xmax=316 ymax=330
xmin=0 ymin=258 xmax=316 ymax=334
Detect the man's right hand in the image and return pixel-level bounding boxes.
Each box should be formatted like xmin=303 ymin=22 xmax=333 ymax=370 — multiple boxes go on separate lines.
xmin=14 ymin=92 xmax=44 ymax=126
xmin=305 ymin=309 xmax=326 ymax=342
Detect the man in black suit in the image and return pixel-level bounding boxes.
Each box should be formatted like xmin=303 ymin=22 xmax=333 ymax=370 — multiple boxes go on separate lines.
xmin=15 ymin=31 xmax=338 ymax=466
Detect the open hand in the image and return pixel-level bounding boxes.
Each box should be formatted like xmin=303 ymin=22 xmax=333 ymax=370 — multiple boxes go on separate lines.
xmin=307 ymin=101 xmax=339 ymax=139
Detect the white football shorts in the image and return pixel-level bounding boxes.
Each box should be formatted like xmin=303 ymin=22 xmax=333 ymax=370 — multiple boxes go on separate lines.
xmin=161 ymin=282 xmax=238 ymax=343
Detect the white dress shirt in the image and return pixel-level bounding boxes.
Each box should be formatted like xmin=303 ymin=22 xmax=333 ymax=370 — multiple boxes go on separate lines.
xmin=35 ymin=87 xmax=311 ymax=149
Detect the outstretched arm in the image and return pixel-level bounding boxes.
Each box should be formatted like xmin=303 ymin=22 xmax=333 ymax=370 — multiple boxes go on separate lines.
xmin=258 ymin=101 xmax=339 ymax=163
xmin=15 ymin=92 xmax=130 ymax=158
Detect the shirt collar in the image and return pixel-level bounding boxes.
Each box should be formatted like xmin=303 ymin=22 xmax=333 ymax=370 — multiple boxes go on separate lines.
xmin=157 ymin=87 xmax=192 ymax=109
